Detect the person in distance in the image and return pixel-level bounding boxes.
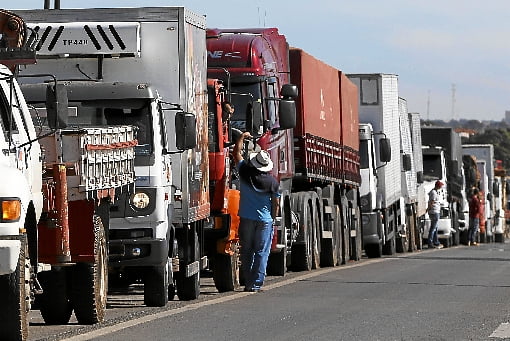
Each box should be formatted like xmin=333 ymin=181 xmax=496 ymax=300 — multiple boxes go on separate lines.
xmin=427 ymin=180 xmax=444 ymax=249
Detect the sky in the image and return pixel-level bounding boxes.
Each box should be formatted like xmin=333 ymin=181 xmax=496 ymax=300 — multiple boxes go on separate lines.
xmin=9 ymin=0 xmax=510 ymax=121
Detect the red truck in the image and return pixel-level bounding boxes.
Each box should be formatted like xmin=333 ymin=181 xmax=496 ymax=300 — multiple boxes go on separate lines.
xmin=207 ymin=28 xmax=362 ymax=275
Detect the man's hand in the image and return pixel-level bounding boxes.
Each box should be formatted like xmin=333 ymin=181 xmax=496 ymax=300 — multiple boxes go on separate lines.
xmin=233 ymin=131 xmax=252 ymax=165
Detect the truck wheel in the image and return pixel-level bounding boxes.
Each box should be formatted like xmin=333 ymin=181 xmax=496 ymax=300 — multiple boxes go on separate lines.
xmin=176 ymin=230 xmax=200 ymax=301
xmin=382 ymin=234 xmax=396 ymax=255
xmin=212 ymin=244 xmax=240 ymax=292
xmin=38 ymin=268 xmax=72 ymax=324
xmin=365 ymin=243 xmax=382 ymax=258
xmin=71 ymin=215 xmax=108 ymax=324
xmin=291 ymin=197 xmax=313 ymax=271
xmin=0 ymin=237 xmax=30 ymax=341
xmin=339 ymin=200 xmax=350 ymax=264
xmin=350 ymin=207 xmax=363 ymax=261
xmin=396 ymin=231 xmax=409 ymax=253
xmin=267 ymin=247 xmax=287 ymax=276
xmin=144 ymin=258 xmax=170 ymax=307
xmin=320 ymin=205 xmax=340 ymax=267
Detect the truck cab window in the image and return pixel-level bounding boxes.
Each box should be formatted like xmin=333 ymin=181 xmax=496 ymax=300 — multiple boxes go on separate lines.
xmin=230 ymin=83 xmax=262 ymax=132
xmin=0 ymin=90 xmax=18 ymax=141
xmin=267 ymin=81 xmax=277 ymax=126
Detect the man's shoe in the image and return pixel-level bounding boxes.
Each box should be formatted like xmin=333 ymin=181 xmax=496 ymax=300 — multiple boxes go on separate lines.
xmin=472 ymin=242 xmax=478 ymax=246
xmin=468 ymin=241 xmax=471 ymax=246
xmin=436 ymin=244 xmax=444 ymax=249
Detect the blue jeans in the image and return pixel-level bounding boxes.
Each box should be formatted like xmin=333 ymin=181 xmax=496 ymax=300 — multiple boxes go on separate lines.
xmin=468 ymin=217 xmax=480 ymax=243
xmin=239 ymin=218 xmax=274 ymax=290
xmin=428 ymin=212 xmax=440 ymax=246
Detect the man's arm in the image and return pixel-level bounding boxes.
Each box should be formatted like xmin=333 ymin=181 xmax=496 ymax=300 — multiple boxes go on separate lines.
xmin=233 ymin=131 xmax=252 ymax=165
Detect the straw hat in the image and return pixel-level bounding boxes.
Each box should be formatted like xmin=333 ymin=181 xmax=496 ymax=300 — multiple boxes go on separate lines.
xmin=249 ymin=150 xmax=273 ymax=172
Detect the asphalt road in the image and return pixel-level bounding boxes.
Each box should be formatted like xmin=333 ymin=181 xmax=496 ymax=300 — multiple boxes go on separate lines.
xmin=28 ymin=242 xmax=510 ymax=341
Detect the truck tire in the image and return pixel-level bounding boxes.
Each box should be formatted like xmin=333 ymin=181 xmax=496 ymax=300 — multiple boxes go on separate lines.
xmin=291 ymin=195 xmax=313 ymax=271
xmin=71 ymin=215 xmax=108 ymax=324
xmin=339 ymin=199 xmax=350 ymax=264
xmin=212 ymin=244 xmax=240 ymax=292
xmin=144 ymin=258 xmax=170 ymax=307
xmin=38 ymin=268 xmax=72 ymax=324
xmin=350 ymin=206 xmax=363 ymax=261
xmin=267 ymin=247 xmax=287 ymax=276
xmin=311 ymin=199 xmax=321 ymax=270
xmin=0 ymin=236 xmax=30 ymax=341
xmin=320 ymin=205 xmax=340 ymax=267
xmin=396 ymin=231 xmax=408 ymax=253
xmin=176 ymin=230 xmax=200 ymax=301
xmin=382 ymin=234 xmax=396 ymax=255
xmin=365 ymin=243 xmax=382 ymax=258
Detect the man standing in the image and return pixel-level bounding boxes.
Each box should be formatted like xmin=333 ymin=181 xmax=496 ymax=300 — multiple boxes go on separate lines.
xmin=233 ymin=132 xmax=280 ymax=292
xmin=468 ymin=188 xmax=481 ymax=246
xmin=427 ymin=180 xmax=444 ymax=249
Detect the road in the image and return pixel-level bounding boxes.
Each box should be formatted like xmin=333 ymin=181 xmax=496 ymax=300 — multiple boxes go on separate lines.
xmin=28 ymin=242 xmax=510 ymax=341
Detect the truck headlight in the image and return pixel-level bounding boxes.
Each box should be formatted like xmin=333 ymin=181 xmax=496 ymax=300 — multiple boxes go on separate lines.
xmin=1 ymin=198 xmax=21 ymax=222
xmin=130 ymin=192 xmax=150 ymax=210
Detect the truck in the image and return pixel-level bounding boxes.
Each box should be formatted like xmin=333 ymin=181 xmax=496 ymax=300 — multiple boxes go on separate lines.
xmin=15 ymin=7 xmax=211 ymax=305
xmin=0 ymin=9 xmax=137 ymax=340
xmin=421 ymin=126 xmax=464 ymax=247
xmin=493 ymin=161 xmax=507 ymax=243
xmin=207 ymin=28 xmax=363 ymax=274
xmin=408 ymin=112 xmax=427 ymax=250
xmin=349 ymin=73 xmax=410 ymax=257
xmin=462 ymin=144 xmax=495 ymax=243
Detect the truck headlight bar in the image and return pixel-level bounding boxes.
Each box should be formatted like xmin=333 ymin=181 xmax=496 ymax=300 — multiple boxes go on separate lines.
xmin=1 ymin=198 xmax=21 ymax=222
xmin=130 ymin=192 xmax=150 ymax=210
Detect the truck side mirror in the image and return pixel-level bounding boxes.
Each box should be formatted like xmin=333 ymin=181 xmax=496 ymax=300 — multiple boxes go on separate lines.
xmin=379 ymin=138 xmax=391 ymax=163
xmin=416 ymin=171 xmax=424 ymax=184
xmin=46 ymin=83 xmax=68 ymax=129
xmin=175 ymin=112 xmax=196 ymax=150
xmin=402 ymin=154 xmax=412 ymax=171
xmin=278 ymin=99 xmax=296 ymax=129
xmin=281 ymin=84 xmax=298 ymax=98
xmin=278 ymin=84 xmax=298 ymax=130
xmin=247 ymin=101 xmax=263 ymax=137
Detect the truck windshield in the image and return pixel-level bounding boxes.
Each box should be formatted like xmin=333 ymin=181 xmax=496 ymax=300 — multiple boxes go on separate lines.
xmin=29 ymin=99 xmax=153 ymax=156
xmin=230 ymin=83 xmax=261 ymax=132
xmin=359 ymin=139 xmax=369 ymax=169
xmin=422 ymin=154 xmax=442 ymax=180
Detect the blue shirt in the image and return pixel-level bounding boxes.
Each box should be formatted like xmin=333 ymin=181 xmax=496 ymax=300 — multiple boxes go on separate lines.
xmin=237 ymin=160 xmax=280 ymax=222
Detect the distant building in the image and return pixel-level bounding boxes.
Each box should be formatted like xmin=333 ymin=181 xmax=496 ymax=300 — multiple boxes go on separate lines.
xmin=505 ymin=110 xmax=510 ymax=124
xmin=455 ymin=128 xmax=476 ymax=139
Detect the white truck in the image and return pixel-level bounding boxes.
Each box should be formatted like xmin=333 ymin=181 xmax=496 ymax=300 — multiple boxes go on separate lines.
xmin=408 ymin=112 xmax=427 ymax=249
xmin=462 ymin=144 xmax=495 ymax=243
xmin=421 ymin=127 xmax=463 ymax=247
xmin=350 ymin=73 xmax=409 ymax=257
xmin=16 ymin=7 xmax=207 ymax=306
xmin=0 ymin=9 xmax=137 ymax=340
xmin=398 ymin=100 xmax=424 ymax=252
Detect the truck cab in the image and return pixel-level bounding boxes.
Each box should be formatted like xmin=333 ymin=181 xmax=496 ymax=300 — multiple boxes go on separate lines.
xmin=206 ymin=28 xmax=296 ymax=185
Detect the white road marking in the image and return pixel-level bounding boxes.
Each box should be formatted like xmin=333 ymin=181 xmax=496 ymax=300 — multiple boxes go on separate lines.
xmin=64 ymin=257 xmax=390 ymax=340
xmin=490 ymin=322 xmax=510 ymax=338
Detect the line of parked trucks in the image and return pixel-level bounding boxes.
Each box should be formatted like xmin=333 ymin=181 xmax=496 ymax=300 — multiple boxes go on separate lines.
xmin=1 ymin=6 xmax=508 ymax=340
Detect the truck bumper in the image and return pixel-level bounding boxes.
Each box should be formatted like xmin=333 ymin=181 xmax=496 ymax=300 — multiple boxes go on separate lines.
xmin=362 ymin=212 xmax=381 ymax=246
xmin=0 ymin=239 xmax=21 ymax=275
xmin=108 ymin=238 xmax=168 ymax=268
